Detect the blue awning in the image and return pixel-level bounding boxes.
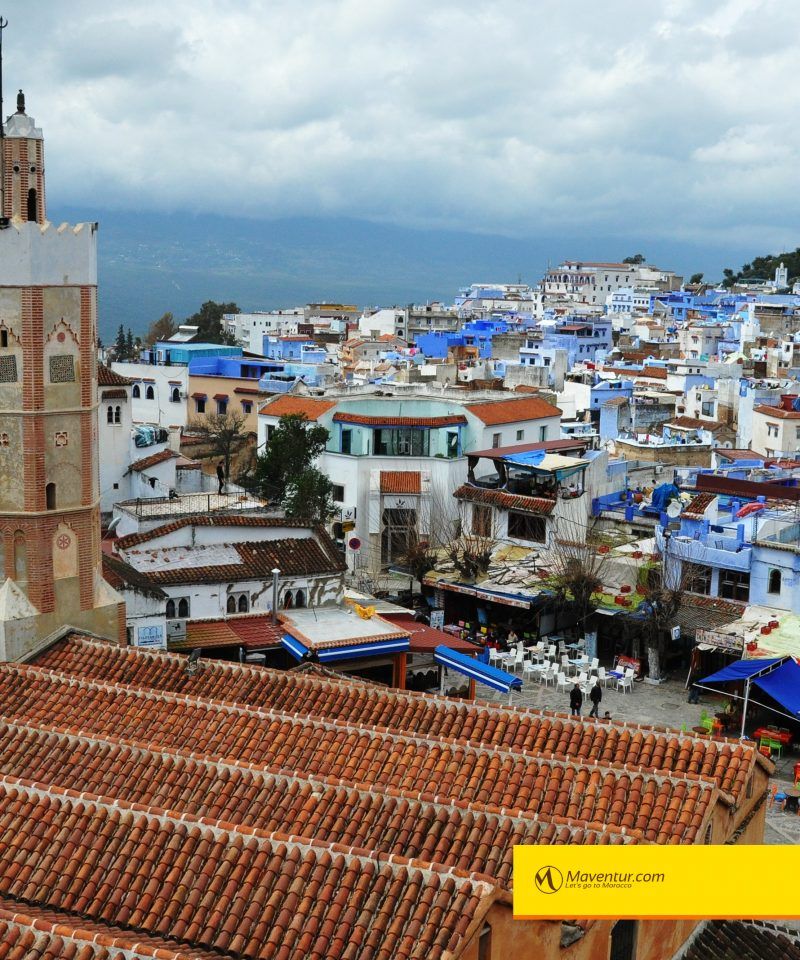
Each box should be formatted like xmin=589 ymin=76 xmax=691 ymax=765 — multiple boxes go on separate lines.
xmin=434 ymin=644 xmax=522 ymax=694
xmin=700 ymin=657 xmax=783 ymax=685
xmin=752 ymin=660 xmax=800 ymax=717
xmin=316 ymin=637 xmax=410 ymax=663
xmin=281 ymin=633 xmax=309 ymax=661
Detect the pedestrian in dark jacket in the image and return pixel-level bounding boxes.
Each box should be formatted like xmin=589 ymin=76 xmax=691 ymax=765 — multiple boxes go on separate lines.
xmin=216 ymin=460 xmax=226 ymax=495
xmin=569 ymin=682 xmax=582 ymax=717
xmin=588 ymin=678 xmax=602 ymax=718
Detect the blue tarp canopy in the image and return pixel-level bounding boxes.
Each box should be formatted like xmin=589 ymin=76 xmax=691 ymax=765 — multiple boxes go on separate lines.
xmin=505 ymin=449 xmax=547 ymax=468
xmin=700 ymin=658 xmax=782 ymax=685
xmin=281 ymin=634 xmax=309 ymax=661
xmin=753 ymin=661 xmax=800 ymax=717
xmin=281 ymin=632 xmax=410 ymax=663
xmin=434 ymin=644 xmax=522 ymax=694
xmin=700 ymin=656 xmax=800 ymax=718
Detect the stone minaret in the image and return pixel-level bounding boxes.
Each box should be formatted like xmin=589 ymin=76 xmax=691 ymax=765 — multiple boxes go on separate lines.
xmin=0 ymin=89 xmax=124 ymax=659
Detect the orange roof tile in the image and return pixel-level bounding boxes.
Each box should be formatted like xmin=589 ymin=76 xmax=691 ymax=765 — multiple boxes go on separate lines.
xmin=333 ymin=412 xmax=467 ymax=427
xmin=380 ymin=471 xmax=422 ymax=494
xmin=127 ymin=448 xmax=179 ymax=473
xmin=464 ymin=397 xmax=562 ymax=425
xmin=454 ymin=484 xmax=556 ymax=516
xmin=259 ymin=395 xmax=337 ymax=420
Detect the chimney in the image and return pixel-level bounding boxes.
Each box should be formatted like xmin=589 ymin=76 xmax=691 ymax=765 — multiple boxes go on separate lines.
xmin=271 ymin=568 xmax=280 ymax=624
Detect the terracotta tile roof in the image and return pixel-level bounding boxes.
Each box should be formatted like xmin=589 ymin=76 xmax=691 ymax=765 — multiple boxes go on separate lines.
xmin=454 ymin=484 xmax=556 ymax=516
xmin=100 ymin=387 xmax=128 ymax=400
xmin=127 ymin=537 xmax=346 ymax=585
xmin=33 ymin=636 xmax=761 ymax=807
xmin=383 ymin=615 xmax=476 ymax=654
xmin=380 ymin=471 xmax=421 ymax=494
xmin=685 ymin=922 xmax=800 ymax=960
xmin=259 ymin=395 xmax=337 ymax=420
xmin=464 ymin=397 xmax=562 ymax=424
xmin=754 ymin=403 xmax=800 ymax=419
xmin=97 ymin=365 xmax=133 ymax=386
xmin=333 ymin=412 xmax=467 ymax=427
xmin=127 ymin=448 xmax=178 ymax=473
xmin=468 ymin=438 xmax=587 ymax=458
xmin=602 ymin=396 xmax=630 ymax=407
xmin=666 ymin=416 xmax=725 ymax=430
xmin=640 ymin=366 xmax=668 ymax=379
xmin=101 ymin=553 xmax=167 ymax=599
xmin=715 ymin=449 xmax=767 ymax=462
xmin=174 ymin=613 xmax=285 ymax=651
xmin=683 ymin=492 xmax=716 ymax=518
xmin=0 ymin=658 xmax=717 ymax=843
xmin=115 ymin=515 xmax=327 ymax=550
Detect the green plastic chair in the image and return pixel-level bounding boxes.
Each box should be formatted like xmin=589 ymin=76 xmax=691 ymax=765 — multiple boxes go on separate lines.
xmin=701 ymin=715 xmax=714 ymax=733
xmin=769 ymin=738 xmax=782 ymax=760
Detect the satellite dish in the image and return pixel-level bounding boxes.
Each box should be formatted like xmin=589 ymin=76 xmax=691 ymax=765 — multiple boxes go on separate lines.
xmin=666 ymin=501 xmax=681 ymax=518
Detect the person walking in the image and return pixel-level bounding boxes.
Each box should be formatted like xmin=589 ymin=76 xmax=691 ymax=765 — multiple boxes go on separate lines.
xmin=216 ymin=460 xmax=226 ymax=495
xmin=588 ymin=678 xmax=602 ymax=718
xmin=569 ymin=682 xmax=583 ymax=717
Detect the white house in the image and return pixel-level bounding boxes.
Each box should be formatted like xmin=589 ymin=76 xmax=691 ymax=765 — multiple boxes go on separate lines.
xmin=111 ymin=361 xmax=189 ymax=428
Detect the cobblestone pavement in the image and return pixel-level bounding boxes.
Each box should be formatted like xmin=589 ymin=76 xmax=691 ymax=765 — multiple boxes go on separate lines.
xmin=474 ymin=672 xmax=800 ymax=847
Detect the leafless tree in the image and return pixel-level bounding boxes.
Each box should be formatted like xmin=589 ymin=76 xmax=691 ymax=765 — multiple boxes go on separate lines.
xmin=546 ymin=520 xmax=610 ymax=630
xmin=187 ymin=410 xmax=249 ymax=482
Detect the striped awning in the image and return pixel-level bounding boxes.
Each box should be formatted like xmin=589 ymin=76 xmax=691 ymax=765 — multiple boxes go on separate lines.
xmin=434 ymin=645 xmax=522 ymax=694
xmin=281 ymin=634 xmax=309 ymax=661
xmin=281 ymin=633 xmax=410 ymax=663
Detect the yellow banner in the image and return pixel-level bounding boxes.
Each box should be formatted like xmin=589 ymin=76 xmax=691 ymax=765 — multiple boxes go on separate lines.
xmin=514 ymin=845 xmax=800 ymax=919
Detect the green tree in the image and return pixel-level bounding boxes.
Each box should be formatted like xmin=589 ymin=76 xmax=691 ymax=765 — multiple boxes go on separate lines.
xmin=124 ymin=328 xmax=135 ymax=360
xmin=186 ymin=301 xmax=240 ymax=344
xmin=114 ymin=324 xmax=126 ymax=359
xmin=623 ymin=253 xmax=645 ymax=264
xmin=689 ymin=273 xmax=704 ymax=284
xmin=145 ymin=311 xmax=177 ymax=347
xmin=253 ymin=413 xmax=332 ymax=523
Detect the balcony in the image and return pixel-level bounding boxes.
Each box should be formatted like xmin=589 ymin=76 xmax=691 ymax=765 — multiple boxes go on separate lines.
xmin=668 ymin=534 xmax=752 ymax=572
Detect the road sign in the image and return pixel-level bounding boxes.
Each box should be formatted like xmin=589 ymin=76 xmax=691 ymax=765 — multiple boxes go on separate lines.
xmin=348 ymin=537 xmax=362 ymax=551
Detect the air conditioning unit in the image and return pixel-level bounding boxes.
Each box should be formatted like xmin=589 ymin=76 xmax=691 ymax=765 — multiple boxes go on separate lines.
xmin=166 ymin=619 xmax=186 ymax=640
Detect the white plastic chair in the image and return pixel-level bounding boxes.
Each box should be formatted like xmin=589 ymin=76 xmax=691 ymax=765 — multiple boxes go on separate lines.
xmin=541 ymin=662 xmax=557 ymax=686
xmin=512 ymin=650 xmax=525 ymax=673
xmin=556 ymin=671 xmax=570 ymax=692
xmin=546 ymin=644 xmax=556 ymax=659
xmin=617 ymin=668 xmax=634 ymax=693
xmin=576 ymin=670 xmax=588 ymax=687
xmin=597 ymin=666 xmax=609 ymax=688
xmin=560 ymin=654 xmax=571 ymax=674
xmin=589 ymin=657 xmax=599 ymax=673
xmin=523 ymin=660 xmax=537 ymax=681
xmin=532 ymin=645 xmax=545 ymax=663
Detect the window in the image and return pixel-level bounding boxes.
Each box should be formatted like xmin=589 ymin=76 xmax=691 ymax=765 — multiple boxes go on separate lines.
xmin=115 ymin=406 xmax=121 ymax=423
xmin=195 ymin=398 xmax=206 ymax=414
xmin=145 ymin=385 xmax=155 ymax=400
xmin=0 ymin=329 xmax=7 ymax=348
xmin=177 ymin=598 xmax=190 ymax=618
xmin=294 ymin=589 xmax=306 ymax=608
xmin=238 ymin=594 xmax=249 ymax=613
xmin=719 ymin=569 xmax=750 ymax=603
xmin=701 ymin=401 xmax=714 ymax=417
xmin=227 ymin=595 xmax=237 ymax=614
xmin=241 ymin=401 xmax=252 ymax=414
xmin=166 ymin=599 xmax=176 ymax=619
xmin=472 ymin=504 xmax=493 ymax=537
xmin=132 ymin=384 xmax=141 ymax=399
xmin=492 ymin=433 xmax=501 ymax=448
xmin=539 ymin=425 xmax=548 ymax=441
xmin=45 ymin=482 xmax=56 ymax=510
xmin=478 ymin=925 xmax=492 ymax=960
xmin=107 ymin=405 xmax=114 ymax=423
xmin=768 ymin=569 xmax=782 ymax=595
xmin=766 ymin=423 xmax=779 ymax=438
xmin=610 ymin=920 xmax=638 ymax=960
xmin=332 ymin=484 xmax=345 ymax=502
xmin=507 ymin=511 xmax=546 ymax=543
xmin=446 ymin=431 xmax=459 ymax=458
xmin=217 ymin=398 xmax=228 ymax=415
xmin=170 ymin=386 xmax=181 ymax=403
xmin=49 ymin=355 xmax=75 ymax=383
xmin=374 ymin=428 xmax=429 ymax=457
xmin=27 ymin=187 xmax=37 ymax=221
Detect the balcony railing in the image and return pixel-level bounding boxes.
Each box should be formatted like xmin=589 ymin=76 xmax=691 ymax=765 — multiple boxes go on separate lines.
xmin=668 ymin=535 xmax=752 ymax=572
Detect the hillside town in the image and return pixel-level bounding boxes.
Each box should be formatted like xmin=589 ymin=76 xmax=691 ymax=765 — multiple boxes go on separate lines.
xmin=2 ymin=62 xmax=800 ymax=960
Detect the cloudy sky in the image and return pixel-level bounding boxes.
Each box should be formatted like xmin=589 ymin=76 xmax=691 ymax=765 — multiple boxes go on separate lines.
xmin=4 ymin=0 xmax=798 ymax=251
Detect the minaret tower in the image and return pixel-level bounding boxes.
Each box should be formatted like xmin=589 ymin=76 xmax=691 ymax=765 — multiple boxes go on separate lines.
xmin=0 ymin=32 xmax=124 ymax=658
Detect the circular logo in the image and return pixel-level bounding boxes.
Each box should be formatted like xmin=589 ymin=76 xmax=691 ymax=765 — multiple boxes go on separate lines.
xmin=534 ymin=866 xmax=564 ymax=895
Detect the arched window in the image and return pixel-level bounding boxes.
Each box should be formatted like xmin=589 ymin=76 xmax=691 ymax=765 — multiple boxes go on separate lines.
xmin=145 ymin=385 xmax=155 ymax=400
xmin=227 ymin=595 xmax=237 ymax=614
xmin=282 ymin=591 xmax=293 ymax=609
xmin=114 ymin=406 xmax=121 ymax=424
xmin=237 ymin=594 xmax=249 ymax=613
xmin=45 ymin=482 xmax=56 ymax=510
xmin=768 ymin=569 xmax=782 ymax=595
xmin=27 ymin=188 xmax=37 ymax=222
xmin=171 ymin=386 xmax=181 ymax=403
xmin=178 ymin=597 xmax=189 ymax=618
xmin=294 ymin=589 xmax=306 ymax=609
xmin=165 ymin=599 xmax=176 ymax=618
xmin=0 ymin=329 xmax=7 ymax=348
xmin=13 ymin=531 xmax=26 ymax=581
xmin=107 ymin=405 xmax=114 ymax=423
xmin=132 ymin=384 xmax=141 ymax=399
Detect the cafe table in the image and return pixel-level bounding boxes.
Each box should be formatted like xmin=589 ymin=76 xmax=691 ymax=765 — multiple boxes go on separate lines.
xmin=752 ymin=727 xmax=792 ymax=746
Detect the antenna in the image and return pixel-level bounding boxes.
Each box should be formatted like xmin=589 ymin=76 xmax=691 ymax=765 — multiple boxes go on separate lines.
xmin=0 ymin=15 xmax=7 ymax=227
